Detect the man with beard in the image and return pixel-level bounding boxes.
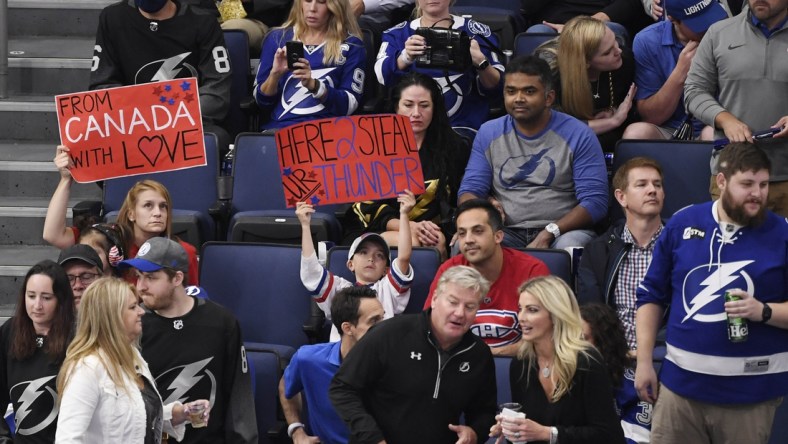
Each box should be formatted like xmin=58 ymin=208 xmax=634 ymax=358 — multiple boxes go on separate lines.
xmin=458 ymin=55 xmax=608 ymax=249
xmin=90 ymin=0 xmax=232 ymax=150
xmin=684 ymin=0 xmax=788 ymax=215
xmin=634 ymin=142 xmax=788 ymax=443
xmin=424 ymin=199 xmax=549 ymax=356
xmin=118 ymin=237 xmax=257 ymax=443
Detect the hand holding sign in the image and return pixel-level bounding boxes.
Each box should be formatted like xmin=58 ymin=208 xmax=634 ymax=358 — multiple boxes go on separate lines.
xmin=277 ymin=114 xmax=426 ymax=207
xmin=54 ymin=145 xmax=74 ymax=181
xmin=55 ymin=78 xmax=206 ymax=183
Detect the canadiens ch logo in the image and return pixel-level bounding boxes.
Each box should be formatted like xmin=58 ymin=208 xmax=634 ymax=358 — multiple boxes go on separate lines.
xmin=681 ymin=260 xmax=754 ymax=323
xmin=173 ymin=319 xmax=184 ymax=330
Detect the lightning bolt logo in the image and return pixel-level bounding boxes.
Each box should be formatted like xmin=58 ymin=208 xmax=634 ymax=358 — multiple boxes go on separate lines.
xmin=11 ymin=375 xmax=58 ymax=435
xmin=135 ymin=53 xmax=198 ymax=84
xmin=158 ymin=357 xmax=217 ymax=406
xmin=433 ymin=74 xmax=463 ymax=117
xmin=279 ymin=67 xmax=336 ymax=117
xmin=681 ymin=260 xmax=754 ymax=323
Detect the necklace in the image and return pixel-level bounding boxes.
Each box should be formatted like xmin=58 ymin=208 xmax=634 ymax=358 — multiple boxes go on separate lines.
xmin=541 ymin=365 xmax=551 ymax=378
xmin=593 ymin=78 xmax=601 ymax=99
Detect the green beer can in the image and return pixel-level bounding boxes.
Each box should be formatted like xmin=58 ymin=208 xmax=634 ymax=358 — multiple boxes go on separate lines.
xmin=725 ymin=291 xmax=748 ymax=342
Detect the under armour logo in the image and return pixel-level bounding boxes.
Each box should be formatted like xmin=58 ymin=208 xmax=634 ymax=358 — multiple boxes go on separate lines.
xmin=459 ymin=362 xmax=470 ymax=373
xmin=173 ymin=320 xmax=184 ymax=330
xmin=149 ymin=21 xmax=158 ymax=32
xmin=410 ymin=351 xmax=422 ymax=360
xmin=35 ymin=337 xmax=43 ymax=348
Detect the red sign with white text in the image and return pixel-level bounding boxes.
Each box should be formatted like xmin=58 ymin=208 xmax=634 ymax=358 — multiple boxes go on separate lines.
xmin=55 ymin=78 xmax=206 ymax=183
xmin=276 ymin=114 xmax=426 ymax=207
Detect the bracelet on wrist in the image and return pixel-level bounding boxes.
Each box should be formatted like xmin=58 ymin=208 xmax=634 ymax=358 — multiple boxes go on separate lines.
xmin=287 ymin=422 xmax=305 ymax=438
xmin=398 ymin=51 xmax=413 ymax=65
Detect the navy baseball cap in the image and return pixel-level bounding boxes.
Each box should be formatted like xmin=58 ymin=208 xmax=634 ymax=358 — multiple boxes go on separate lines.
xmin=118 ymin=237 xmax=188 ymax=273
xmin=666 ymin=0 xmax=728 ymax=34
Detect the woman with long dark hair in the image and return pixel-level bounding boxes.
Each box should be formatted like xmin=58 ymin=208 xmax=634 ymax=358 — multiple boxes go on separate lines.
xmin=0 ymin=260 xmax=75 ymax=441
xmin=349 ymin=72 xmax=470 ymax=258
xmin=580 ymin=303 xmax=651 ymax=444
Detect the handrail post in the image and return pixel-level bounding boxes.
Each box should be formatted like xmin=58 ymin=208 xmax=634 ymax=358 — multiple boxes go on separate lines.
xmin=0 ymin=0 xmax=8 ymax=99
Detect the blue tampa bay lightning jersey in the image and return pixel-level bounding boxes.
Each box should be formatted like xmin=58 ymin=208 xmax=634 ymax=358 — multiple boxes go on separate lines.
xmin=616 ymin=368 xmax=651 ymax=444
xmin=637 ymin=201 xmax=788 ymax=404
xmin=254 ymin=28 xmax=366 ymax=130
xmin=375 ymin=15 xmax=504 ymax=129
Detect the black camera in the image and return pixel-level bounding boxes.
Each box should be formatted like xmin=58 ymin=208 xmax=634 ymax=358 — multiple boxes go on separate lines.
xmin=414 ymin=27 xmax=472 ymax=72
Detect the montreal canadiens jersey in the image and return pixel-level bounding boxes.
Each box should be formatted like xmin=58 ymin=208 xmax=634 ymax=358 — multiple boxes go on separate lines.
xmin=0 ymin=321 xmax=61 ymax=443
xmin=140 ymin=287 xmax=257 ymax=443
xmin=90 ymin=0 xmax=231 ymax=125
xmin=637 ymin=201 xmax=788 ymax=404
xmin=254 ymin=28 xmax=366 ymax=130
xmin=375 ymin=15 xmax=504 ymax=129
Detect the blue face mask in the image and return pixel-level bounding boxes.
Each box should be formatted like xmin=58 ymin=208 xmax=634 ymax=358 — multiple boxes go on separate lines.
xmin=136 ymin=0 xmax=168 ymax=13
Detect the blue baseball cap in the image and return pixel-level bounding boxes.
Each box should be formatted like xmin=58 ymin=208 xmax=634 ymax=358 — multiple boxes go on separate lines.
xmin=666 ymin=0 xmax=729 ymax=34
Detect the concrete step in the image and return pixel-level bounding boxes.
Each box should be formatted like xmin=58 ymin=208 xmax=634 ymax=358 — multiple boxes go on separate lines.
xmin=0 ymin=196 xmax=90 ymax=246
xmin=0 ymin=245 xmax=61 ymax=305
xmin=0 ymin=97 xmax=58 ymax=141
xmin=7 ymin=37 xmax=93 ymax=95
xmin=0 ymin=141 xmax=105 ymax=199
xmin=8 ymin=0 xmax=111 ymax=38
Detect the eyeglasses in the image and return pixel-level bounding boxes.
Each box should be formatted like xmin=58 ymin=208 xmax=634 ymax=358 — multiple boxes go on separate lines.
xmin=67 ymin=272 xmax=99 ymax=285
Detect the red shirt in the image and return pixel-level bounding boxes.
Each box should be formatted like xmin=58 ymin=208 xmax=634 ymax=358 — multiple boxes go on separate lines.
xmin=425 ymin=247 xmax=550 ymax=347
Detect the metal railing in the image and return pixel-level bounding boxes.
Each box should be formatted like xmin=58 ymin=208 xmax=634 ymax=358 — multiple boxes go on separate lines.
xmin=0 ymin=0 xmax=7 ymax=98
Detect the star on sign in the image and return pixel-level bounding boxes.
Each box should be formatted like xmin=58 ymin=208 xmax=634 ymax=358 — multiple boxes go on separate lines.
xmin=287 ymin=197 xmax=297 ymax=206
xmin=159 ymin=96 xmax=167 ymax=103
xmin=308 ymin=170 xmax=317 ymax=179
xmin=152 ymin=85 xmax=163 ymax=95
xmin=283 ymin=167 xmax=293 ymax=176
xmin=168 ymin=98 xmax=175 ymax=105
xmin=164 ymin=84 xmax=172 ymax=92
xmin=310 ymin=196 xmax=321 ymax=205
xmin=180 ymin=80 xmax=192 ymax=91
xmin=184 ymin=93 xmax=195 ymax=103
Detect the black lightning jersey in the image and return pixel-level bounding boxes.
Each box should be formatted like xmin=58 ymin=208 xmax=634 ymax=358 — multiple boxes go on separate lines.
xmin=0 ymin=321 xmax=62 ymax=443
xmin=90 ymin=0 xmax=231 ymax=125
xmin=140 ymin=288 xmax=256 ymax=444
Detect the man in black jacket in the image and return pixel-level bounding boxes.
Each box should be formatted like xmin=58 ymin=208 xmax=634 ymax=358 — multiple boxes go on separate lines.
xmin=576 ymin=157 xmax=665 ymax=351
xmin=329 ymin=265 xmax=497 ymax=444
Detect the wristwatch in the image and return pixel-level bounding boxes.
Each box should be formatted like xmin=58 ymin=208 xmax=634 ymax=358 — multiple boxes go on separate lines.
xmin=761 ymin=303 xmax=772 ymax=323
xmin=475 ymin=58 xmax=490 ymax=71
xmin=549 ymin=426 xmax=559 ymax=444
xmin=545 ymin=223 xmax=561 ymax=238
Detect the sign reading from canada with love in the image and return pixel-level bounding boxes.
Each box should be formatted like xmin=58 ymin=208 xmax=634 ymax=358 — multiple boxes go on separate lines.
xmin=55 ymin=78 xmax=206 ymax=183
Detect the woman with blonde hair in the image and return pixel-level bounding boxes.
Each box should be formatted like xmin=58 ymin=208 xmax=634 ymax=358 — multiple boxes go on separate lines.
xmin=43 ymin=157 xmax=199 ymax=284
xmin=55 ymin=277 xmax=209 ymax=443
xmin=555 ymin=15 xmax=636 ymax=151
xmin=490 ymin=275 xmax=625 ymax=444
xmin=254 ymin=0 xmax=365 ymax=130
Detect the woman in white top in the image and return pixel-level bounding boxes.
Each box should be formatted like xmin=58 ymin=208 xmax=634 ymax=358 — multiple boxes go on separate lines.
xmin=55 ymin=277 xmax=210 ymax=443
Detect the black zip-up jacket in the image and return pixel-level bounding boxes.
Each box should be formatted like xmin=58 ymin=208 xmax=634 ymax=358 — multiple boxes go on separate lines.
xmin=329 ymin=310 xmax=497 ymax=444
xmin=576 ymin=223 xmax=630 ymax=307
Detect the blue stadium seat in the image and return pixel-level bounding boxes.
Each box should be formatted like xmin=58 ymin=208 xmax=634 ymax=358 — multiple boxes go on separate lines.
xmin=223 ymin=30 xmax=253 ymax=140
xmin=325 ymin=245 xmax=442 ymax=314
xmin=494 ymin=356 xmax=512 ymax=405
xmin=517 ymin=248 xmax=573 ymax=288
xmin=450 ymin=7 xmax=524 ymax=52
xmin=245 ymin=343 xmax=285 ymax=444
xmin=103 ymin=132 xmax=220 ymax=247
xmin=513 ymin=32 xmax=556 ymax=56
xmin=199 ymin=242 xmax=315 ymax=351
xmin=612 ymin=140 xmax=713 ymax=221
xmin=227 ymin=133 xmax=343 ymax=244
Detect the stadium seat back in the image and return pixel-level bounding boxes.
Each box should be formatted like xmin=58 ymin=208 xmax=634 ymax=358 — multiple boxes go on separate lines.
xmin=612 ymin=140 xmax=713 ymax=221
xmin=513 ymin=32 xmax=556 ymax=56
xmin=199 ymin=242 xmax=314 ymax=348
xmin=102 ymin=132 xmax=220 ymax=246
xmin=223 ymin=30 xmax=253 ymax=139
xmin=245 ymin=344 xmax=281 ymax=444
xmin=517 ymin=248 xmax=573 ymax=289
